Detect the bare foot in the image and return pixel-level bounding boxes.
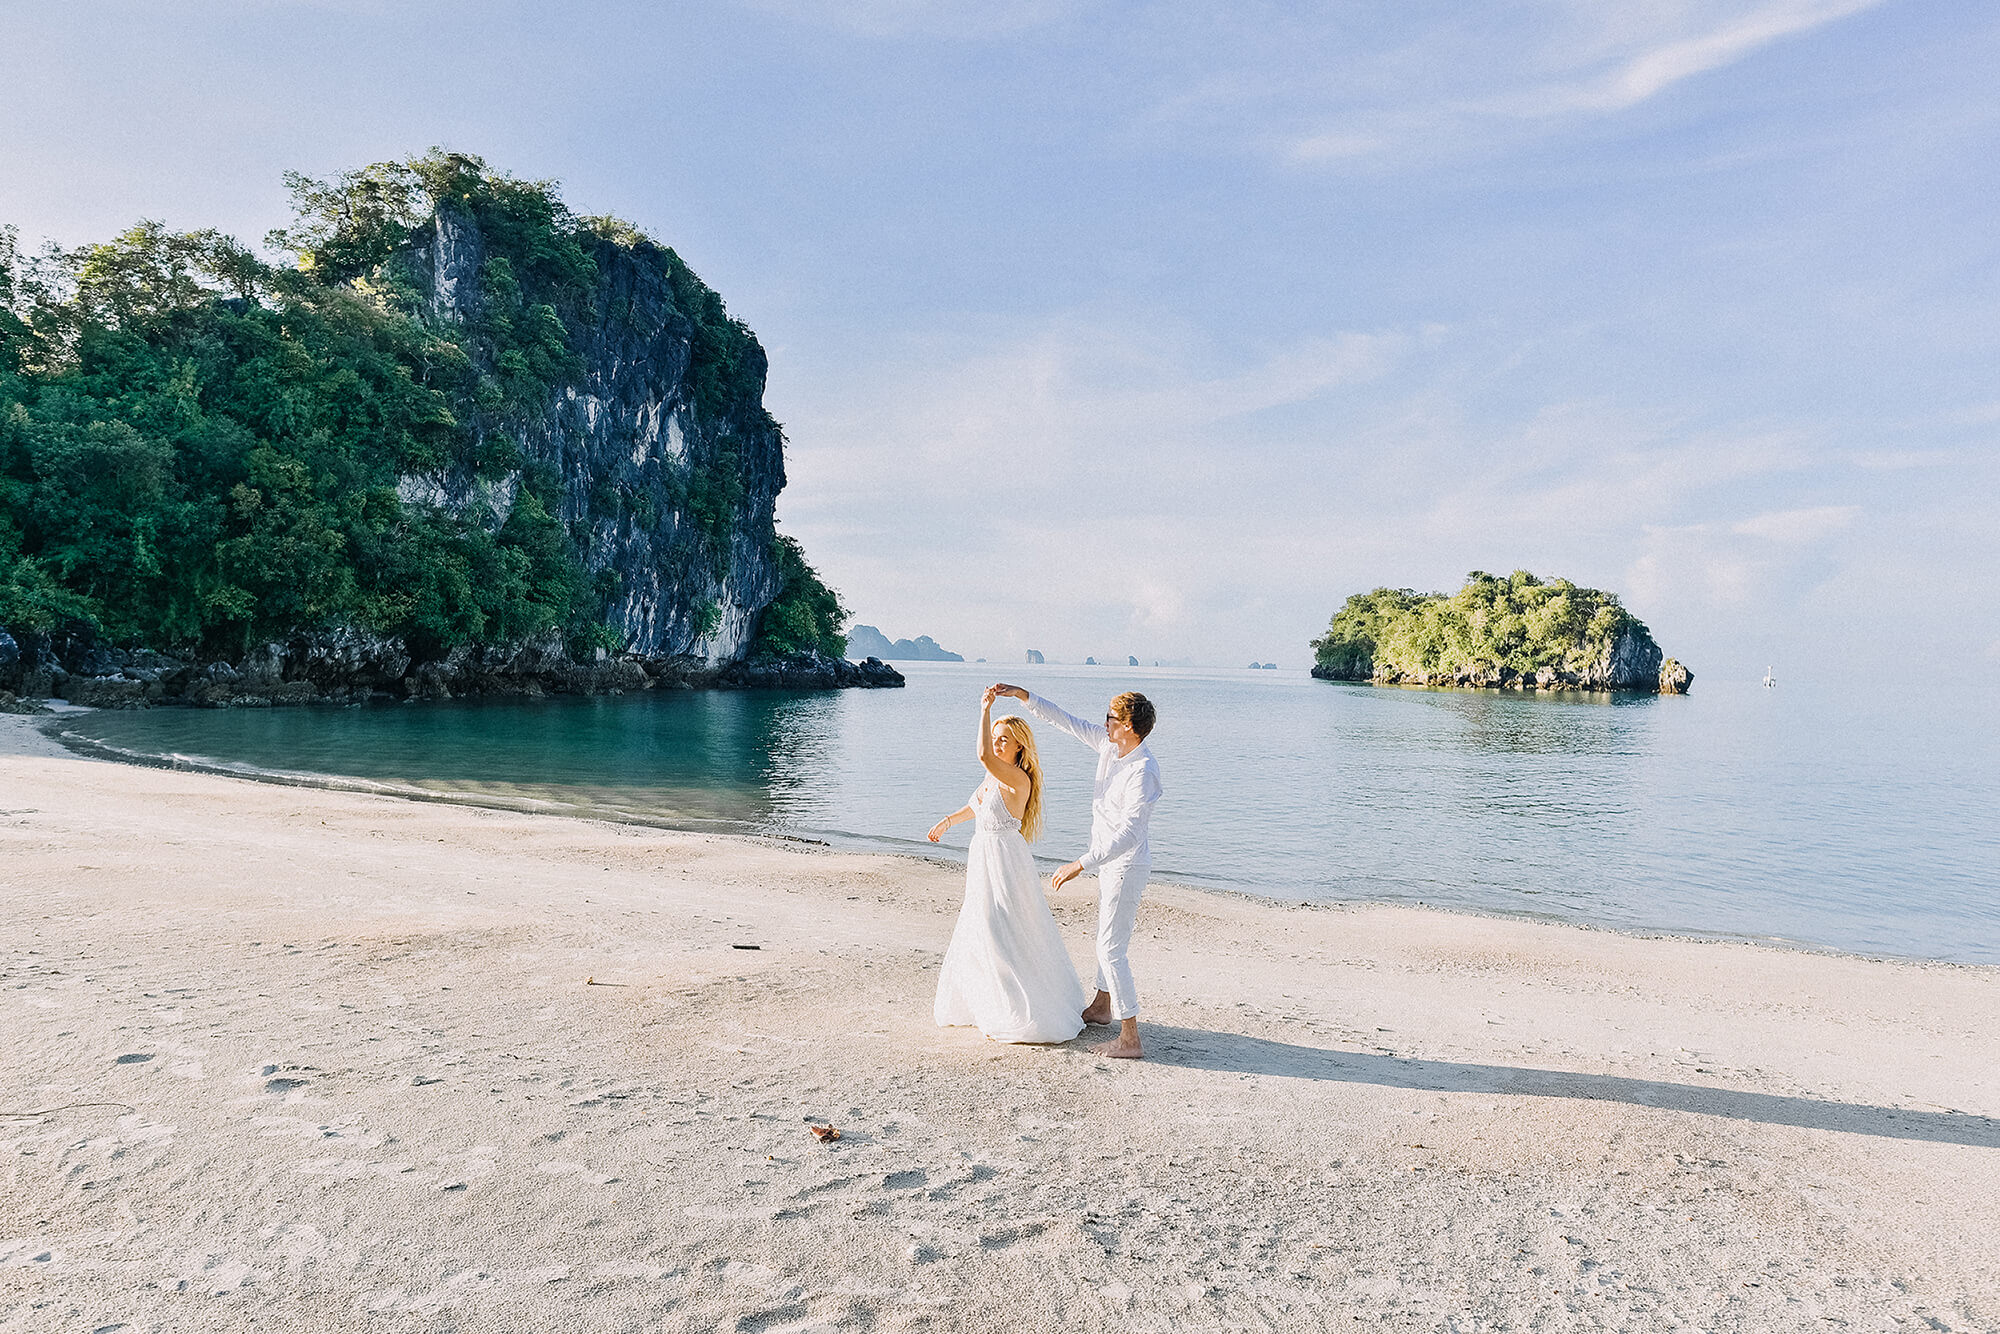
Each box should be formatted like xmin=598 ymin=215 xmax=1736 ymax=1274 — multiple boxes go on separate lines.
xmin=1080 ymin=989 xmax=1114 ymax=1026
xmin=1093 ymin=1017 xmax=1142 ymax=1059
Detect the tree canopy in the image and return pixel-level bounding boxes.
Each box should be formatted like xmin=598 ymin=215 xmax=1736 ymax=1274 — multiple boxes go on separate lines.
xmin=1312 ymin=570 xmax=1650 ymax=680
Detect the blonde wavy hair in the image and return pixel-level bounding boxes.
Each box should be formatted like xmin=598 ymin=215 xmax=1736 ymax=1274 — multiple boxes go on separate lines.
xmin=994 ymin=714 xmax=1045 ymax=843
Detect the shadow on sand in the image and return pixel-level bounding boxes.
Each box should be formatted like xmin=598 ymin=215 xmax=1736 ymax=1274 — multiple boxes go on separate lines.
xmin=1140 ymin=1025 xmax=2000 ymax=1149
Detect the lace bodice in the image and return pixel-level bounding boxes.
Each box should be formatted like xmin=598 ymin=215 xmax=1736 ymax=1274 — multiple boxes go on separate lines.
xmin=969 ymin=776 xmax=1022 ymax=835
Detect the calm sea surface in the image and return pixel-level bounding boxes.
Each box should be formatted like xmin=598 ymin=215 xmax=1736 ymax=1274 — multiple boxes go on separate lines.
xmin=48 ymin=662 xmax=2000 ymax=965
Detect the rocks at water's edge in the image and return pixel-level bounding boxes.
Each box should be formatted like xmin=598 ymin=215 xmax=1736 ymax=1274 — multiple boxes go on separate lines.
xmin=0 ymin=623 xmax=901 ymax=710
xmin=1025 ymin=649 xmax=1044 ymax=664
xmin=716 ymin=652 xmax=904 ymax=691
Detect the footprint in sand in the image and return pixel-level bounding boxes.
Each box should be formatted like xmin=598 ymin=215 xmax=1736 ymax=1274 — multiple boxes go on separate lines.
xmin=0 ymin=1240 xmax=57 ymax=1266
xmin=536 ymin=1160 xmax=617 ymax=1184
xmin=925 ymin=1164 xmax=999 ymax=1201
xmin=979 ymin=1219 xmax=1051 ymax=1250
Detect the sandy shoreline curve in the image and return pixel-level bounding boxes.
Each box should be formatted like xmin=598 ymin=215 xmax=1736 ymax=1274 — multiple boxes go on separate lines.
xmin=3 ymin=713 xmax=1997 ymax=1331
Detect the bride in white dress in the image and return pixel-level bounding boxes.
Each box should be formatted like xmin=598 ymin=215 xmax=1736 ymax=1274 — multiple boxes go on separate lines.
xmin=926 ymin=687 xmax=1086 ymax=1044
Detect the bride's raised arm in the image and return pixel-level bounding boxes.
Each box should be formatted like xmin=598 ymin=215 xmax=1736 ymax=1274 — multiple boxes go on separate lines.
xmin=976 ymin=687 xmax=1029 ymax=795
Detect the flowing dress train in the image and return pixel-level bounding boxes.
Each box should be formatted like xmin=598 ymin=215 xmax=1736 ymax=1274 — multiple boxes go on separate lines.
xmin=933 ymin=778 xmax=1087 ymax=1044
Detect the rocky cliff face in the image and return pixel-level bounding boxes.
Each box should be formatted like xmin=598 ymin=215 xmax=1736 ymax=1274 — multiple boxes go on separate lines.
xmin=404 ymin=207 xmax=781 ymax=665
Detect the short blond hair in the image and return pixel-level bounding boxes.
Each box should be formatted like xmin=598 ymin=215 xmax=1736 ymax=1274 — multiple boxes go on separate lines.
xmin=1110 ymin=691 xmax=1155 ymax=739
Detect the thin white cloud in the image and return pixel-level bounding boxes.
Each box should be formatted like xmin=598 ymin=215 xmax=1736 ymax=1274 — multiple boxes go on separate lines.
xmin=1280 ymin=0 xmax=1889 ymax=164
xmin=1504 ymin=0 xmax=1885 ymax=119
xmin=786 ymin=317 xmax=1408 ymax=486
xmin=1731 ymin=504 xmax=1859 ymax=544
xmin=1627 ymin=530 xmax=1762 ymax=613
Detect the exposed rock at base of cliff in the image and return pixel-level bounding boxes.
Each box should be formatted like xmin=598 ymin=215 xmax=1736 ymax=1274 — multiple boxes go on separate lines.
xmin=716 ymin=652 xmax=904 ymax=691
xmin=0 ymin=624 xmax=900 ymax=710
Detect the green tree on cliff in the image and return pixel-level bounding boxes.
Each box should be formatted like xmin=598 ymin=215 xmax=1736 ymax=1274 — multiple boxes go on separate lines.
xmin=751 ymin=535 xmax=848 ymax=659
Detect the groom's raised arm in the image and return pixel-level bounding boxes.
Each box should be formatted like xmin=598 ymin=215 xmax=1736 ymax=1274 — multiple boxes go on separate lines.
xmin=1015 ymin=690 xmax=1106 ymax=750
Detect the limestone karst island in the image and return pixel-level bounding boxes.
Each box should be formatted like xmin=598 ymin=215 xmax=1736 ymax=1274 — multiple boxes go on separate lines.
xmin=1311 ymin=570 xmax=1692 ymax=694
xmin=0 ymin=151 xmax=899 ymax=709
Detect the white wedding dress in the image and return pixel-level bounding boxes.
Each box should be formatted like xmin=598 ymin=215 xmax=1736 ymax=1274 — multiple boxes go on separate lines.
xmin=933 ymin=777 xmax=1087 ymax=1044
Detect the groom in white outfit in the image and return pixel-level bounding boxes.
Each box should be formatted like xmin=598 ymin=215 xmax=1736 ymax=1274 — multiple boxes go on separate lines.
xmin=993 ymin=683 xmax=1162 ymax=1060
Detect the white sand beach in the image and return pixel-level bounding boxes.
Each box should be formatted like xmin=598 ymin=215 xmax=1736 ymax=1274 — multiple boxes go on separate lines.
xmin=2 ymin=712 xmax=1997 ymax=1332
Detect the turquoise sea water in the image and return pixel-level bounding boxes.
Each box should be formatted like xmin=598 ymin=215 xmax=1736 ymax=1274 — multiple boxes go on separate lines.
xmin=47 ymin=662 xmax=2000 ymax=965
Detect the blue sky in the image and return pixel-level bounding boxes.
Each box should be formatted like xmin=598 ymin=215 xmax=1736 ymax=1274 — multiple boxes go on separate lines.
xmin=4 ymin=0 xmax=1995 ymax=675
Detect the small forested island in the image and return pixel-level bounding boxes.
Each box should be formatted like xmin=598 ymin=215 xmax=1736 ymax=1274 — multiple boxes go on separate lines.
xmin=1311 ymin=571 xmax=1692 ymax=694
xmin=845 ymin=625 xmax=963 ymax=662
xmin=0 ymin=151 xmax=899 ymax=709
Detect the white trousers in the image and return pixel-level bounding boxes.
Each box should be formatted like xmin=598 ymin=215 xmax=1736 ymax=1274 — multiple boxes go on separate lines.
xmin=1093 ymin=860 xmax=1148 ymax=1021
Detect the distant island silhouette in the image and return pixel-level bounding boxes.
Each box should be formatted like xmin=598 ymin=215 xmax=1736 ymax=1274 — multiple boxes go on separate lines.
xmin=846 ymin=626 xmax=964 ymax=662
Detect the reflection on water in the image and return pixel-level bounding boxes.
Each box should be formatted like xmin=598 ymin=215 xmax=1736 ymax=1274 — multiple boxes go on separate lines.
xmin=51 ymin=663 xmax=2000 ymax=965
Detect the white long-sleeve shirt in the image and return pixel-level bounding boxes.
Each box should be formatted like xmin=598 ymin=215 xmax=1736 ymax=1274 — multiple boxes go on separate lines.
xmin=1022 ymin=692 xmax=1164 ymax=871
